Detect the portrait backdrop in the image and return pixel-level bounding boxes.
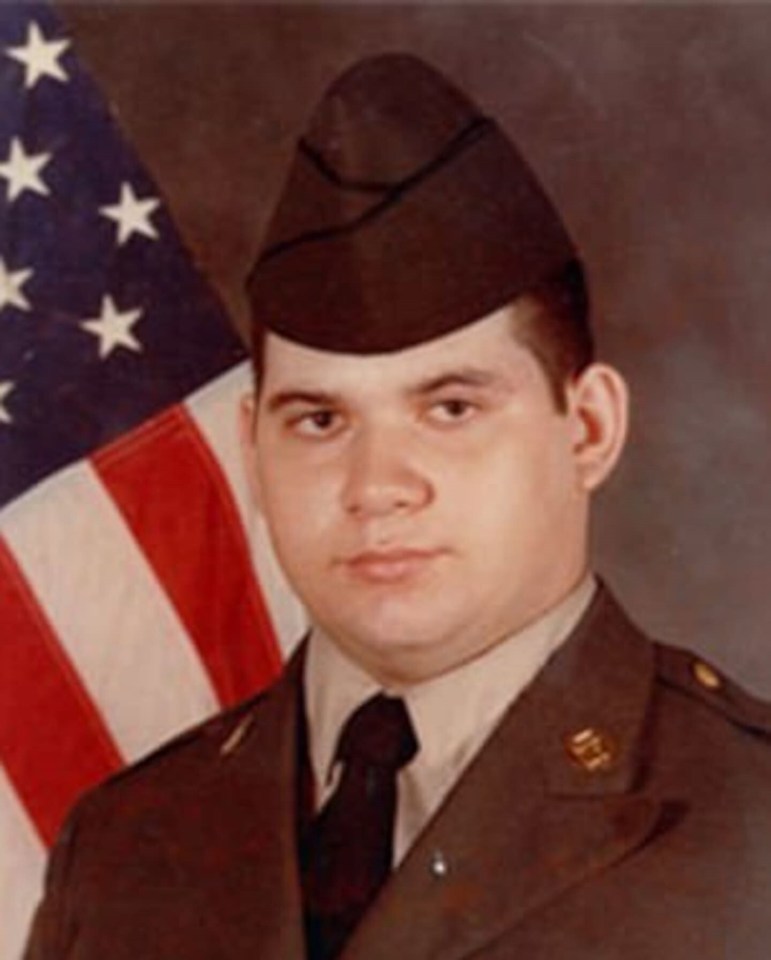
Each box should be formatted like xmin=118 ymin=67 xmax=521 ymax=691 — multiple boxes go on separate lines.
xmin=2 ymin=4 xmax=771 ymax=958
xmin=59 ymin=0 xmax=771 ymax=697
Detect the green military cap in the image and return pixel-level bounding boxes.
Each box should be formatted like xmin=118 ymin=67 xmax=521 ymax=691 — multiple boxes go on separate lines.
xmin=247 ymin=53 xmax=576 ymax=354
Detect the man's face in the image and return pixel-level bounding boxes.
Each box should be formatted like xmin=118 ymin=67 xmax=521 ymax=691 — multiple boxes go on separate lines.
xmin=247 ymin=305 xmax=603 ymax=686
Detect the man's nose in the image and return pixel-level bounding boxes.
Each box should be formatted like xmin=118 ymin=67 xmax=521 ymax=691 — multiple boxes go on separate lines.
xmin=341 ymin=425 xmax=433 ymax=519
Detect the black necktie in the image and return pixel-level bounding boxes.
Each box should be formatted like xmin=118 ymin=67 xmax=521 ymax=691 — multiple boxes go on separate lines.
xmin=302 ymin=693 xmax=419 ymax=960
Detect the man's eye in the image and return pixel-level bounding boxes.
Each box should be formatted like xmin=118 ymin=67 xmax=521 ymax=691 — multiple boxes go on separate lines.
xmin=290 ymin=409 xmax=341 ymax=437
xmin=428 ymin=398 xmax=478 ymax=424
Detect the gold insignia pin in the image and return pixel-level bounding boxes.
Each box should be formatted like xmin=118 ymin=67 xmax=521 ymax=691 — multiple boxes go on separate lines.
xmin=219 ymin=716 xmax=253 ymax=757
xmin=564 ymin=726 xmax=617 ymax=773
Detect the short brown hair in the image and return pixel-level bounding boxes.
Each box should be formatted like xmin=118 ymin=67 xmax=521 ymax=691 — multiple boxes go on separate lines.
xmin=512 ymin=259 xmax=594 ymax=412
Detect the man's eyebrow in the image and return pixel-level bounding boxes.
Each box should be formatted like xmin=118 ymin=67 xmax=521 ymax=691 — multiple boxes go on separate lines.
xmin=264 ymin=388 xmax=343 ymax=414
xmin=263 ymin=368 xmax=506 ymax=412
xmin=409 ymin=368 xmax=503 ymax=395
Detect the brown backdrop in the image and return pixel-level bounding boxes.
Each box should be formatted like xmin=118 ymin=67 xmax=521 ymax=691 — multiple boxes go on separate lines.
xmin=58 ymin=2 xmax=771 ymax=695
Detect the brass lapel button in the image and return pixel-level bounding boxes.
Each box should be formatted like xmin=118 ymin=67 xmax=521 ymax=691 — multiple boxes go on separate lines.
xmin=692 ymin=659 xmax=722 ymax=691
xmin=564 ymin=727 xmax=617 ymax=773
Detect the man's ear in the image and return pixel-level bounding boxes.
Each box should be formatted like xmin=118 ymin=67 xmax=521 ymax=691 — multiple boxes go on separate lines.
xmin=567 ymin=363 xmax=629 ymax=492
xmin=238 ymin=392 xmax=263 ymax=511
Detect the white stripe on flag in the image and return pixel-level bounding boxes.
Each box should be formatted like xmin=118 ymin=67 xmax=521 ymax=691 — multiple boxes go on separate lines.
xmin=0 ymin=764 xmax=45 ymax=960
xmin=1 ymin=462 xmax=218 ymax=762
xmin=185 ymin=363 xmax=307 ymax=657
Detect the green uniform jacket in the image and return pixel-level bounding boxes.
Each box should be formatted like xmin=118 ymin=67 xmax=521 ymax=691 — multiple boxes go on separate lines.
xmin=24 ymin=586 xmax=771 ymax=959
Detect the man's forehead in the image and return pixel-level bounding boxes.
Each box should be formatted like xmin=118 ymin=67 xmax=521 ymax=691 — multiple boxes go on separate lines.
xmin=259 ymin=304 xmax=536 ymax=394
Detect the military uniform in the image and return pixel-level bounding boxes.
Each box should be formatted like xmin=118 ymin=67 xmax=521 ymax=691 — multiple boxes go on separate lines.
xmin=24 ymin=586 xmax=771 ymax=959
xmin=27 ymin=52 xmax=771 ymax=960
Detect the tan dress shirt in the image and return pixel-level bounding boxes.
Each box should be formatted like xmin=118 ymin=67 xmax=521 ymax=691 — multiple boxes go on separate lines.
xmin=304 ymin=575 xmax=596 ymax=863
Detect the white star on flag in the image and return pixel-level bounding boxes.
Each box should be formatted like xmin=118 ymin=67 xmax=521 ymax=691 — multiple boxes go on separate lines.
xmin=6 ymin=21 xmax=70 ymax=90
xmin=0 ymin=137 xmax=52 ymax=202
xmin=80 ymin=295 xmax=143 ymax=359
xmin=100 ymin=182 xmax=161 ymax=246
xmin=0 ymin=257 xmax=32 ymax=314
xmin=0 ymin=381 xmax=15 ymax=425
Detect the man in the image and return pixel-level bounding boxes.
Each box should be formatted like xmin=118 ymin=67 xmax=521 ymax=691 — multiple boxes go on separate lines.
xmin=25 ymin=53 xmax=771 ymax=960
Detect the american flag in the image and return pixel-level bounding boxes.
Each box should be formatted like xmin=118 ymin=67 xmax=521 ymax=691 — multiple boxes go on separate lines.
xmin=0 ymin=5 xmax=304 ymax=957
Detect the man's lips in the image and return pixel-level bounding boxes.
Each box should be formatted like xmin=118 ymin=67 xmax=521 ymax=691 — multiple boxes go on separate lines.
xmin=339 ymin=547 xmax=447 ymax=584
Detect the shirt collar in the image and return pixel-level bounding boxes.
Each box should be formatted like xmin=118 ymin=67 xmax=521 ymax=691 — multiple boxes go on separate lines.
xmin=305 ymin=574 xmax=597 ymax=793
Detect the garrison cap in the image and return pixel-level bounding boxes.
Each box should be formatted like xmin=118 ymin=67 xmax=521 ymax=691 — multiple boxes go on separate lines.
xmin=247 ymin=53 xmax=577 ymax=354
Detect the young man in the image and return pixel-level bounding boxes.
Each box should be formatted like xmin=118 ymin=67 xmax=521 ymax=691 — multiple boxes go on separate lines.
xmin=25 ymin=54 xmax=771 ymax=960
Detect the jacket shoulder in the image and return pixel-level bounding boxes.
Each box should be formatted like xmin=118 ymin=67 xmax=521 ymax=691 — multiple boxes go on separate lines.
xmin=655 ymin=642 xmax=771 ymax=737
xmin=68 ymin=645 xmax=305 ymax=828
xmin=74 ymin=675 xmax=295 ymax=826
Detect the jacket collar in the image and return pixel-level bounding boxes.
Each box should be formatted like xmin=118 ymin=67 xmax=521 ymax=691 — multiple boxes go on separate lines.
xmin=181 ymin=643 xmax=309 ymax=960
xmin=181 ymin=586 xmax=663 ymax=960
xmin=525 ymin=581 xmax=656 ymax=796
xmin=340 ymin=584 xmax=666 ymax=960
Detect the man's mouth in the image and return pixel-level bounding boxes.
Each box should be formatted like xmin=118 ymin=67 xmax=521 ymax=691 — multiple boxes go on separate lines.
xmin=341 ymin=547 xmax=446 ymax=584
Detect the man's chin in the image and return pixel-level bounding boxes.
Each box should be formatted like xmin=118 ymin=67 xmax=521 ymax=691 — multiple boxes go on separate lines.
xmin=327 ymin=617 xmax=464 ymax=685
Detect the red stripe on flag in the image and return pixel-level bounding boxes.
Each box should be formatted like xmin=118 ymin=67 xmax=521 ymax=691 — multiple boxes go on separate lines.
xmin=93 ymin=404 xmax=282 ymax=706
xmin=0 ymin=538 xmax=123 ymax=846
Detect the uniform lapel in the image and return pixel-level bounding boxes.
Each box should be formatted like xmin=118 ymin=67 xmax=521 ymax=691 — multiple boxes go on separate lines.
xmin=179 ymin=647 xmax=309 ymax=960
xmin=341 ymin=587 xmax=667 ymax=960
